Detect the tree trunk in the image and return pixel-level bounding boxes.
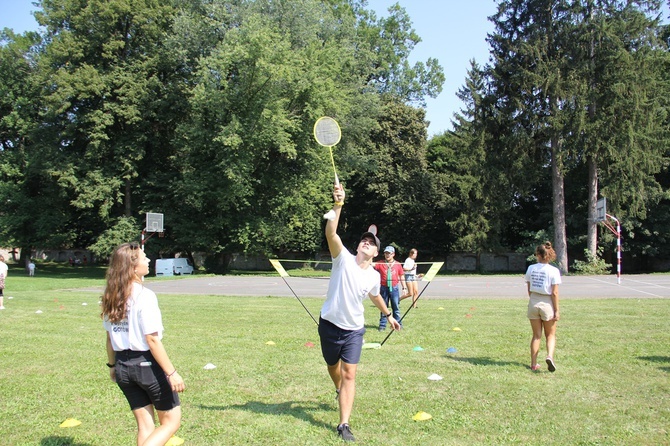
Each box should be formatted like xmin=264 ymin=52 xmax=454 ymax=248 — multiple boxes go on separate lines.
xmin=124 ymin=178 xmax=132 ymax=217
xmin=586 ymin=4 xmax=598 ymax=258
xmin=551 ymin=136 xmax=568 ymax=274
xmin=587 ymin=155 xmax=598 ymax=256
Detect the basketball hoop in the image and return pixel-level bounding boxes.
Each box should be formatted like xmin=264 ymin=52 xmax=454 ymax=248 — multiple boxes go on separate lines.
xmin=142 ymin=213 xmax=165 ymax=251
xmin=595 ymin=198 xmax=606 ymax=223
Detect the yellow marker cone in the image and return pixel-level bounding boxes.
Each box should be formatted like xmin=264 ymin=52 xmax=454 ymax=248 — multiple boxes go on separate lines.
xmin=59 ymin=418 xmax=82 ymax=428
xmin=166 ymin=436 xmax=185 ymax=446
xmin=438 ymin=307 xmax=444 ymax=310
xmin=452 ymin=327 xmax=461 ymax=331
xmin=265 ymin=341 xmax=275 ymax=345
xmin=413 ymin=411 xmax=432 ymax=421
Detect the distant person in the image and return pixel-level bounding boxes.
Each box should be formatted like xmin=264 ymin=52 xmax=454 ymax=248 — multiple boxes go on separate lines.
xmin=402 ymin=248 xmax=420 ymax=308
xmin=320 ymin=184 xmax=400 ymax=442
xmin=69 ymin=257 xmax=74 ymax=267
xmin=373 ymin=246 xmax=407 ymax=330
xmin=102 ymin=242 xmax=184 ymax=445
xmin=524 ymin=241 xmax=561 ymax=372
xmin=28 ymin=260 xmax=36 ymax=276
xmin=83 ymin=254 xmax=88 ymax=265
xmin=0 ymin=255 xmax=6 ymax=309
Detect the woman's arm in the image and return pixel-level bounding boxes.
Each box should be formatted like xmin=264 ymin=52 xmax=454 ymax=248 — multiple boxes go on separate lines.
xmin=146 ymin=333 xmax=185 ymax=392
xmin=550 ymin=284 xmax=560 ymax=320
xmin=106 ymin=333 xmax=116 ymax=382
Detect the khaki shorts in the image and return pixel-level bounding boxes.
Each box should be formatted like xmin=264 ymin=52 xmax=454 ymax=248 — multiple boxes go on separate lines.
xmin=527 ymin=293 xmax=554 ymax=321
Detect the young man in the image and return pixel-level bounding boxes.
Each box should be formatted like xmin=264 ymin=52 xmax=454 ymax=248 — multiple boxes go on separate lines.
xmin=373 ymin=246 xmax=407 ymax=330
xmin=319 ymin=183 xmax=401 ymax=442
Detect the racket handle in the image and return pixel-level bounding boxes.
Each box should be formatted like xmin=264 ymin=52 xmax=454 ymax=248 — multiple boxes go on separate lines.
xmin=334 ymin=173 xmax=339 ymax=186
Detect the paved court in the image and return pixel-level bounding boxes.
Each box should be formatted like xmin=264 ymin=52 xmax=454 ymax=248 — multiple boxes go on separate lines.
xmin=141 ymin=274 xmax=670 ymax=299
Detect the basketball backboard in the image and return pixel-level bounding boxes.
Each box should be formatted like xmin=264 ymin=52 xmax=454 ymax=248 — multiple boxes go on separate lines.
xmin=145 ymin=213 xmax=164 ymax=233
xmin=596 ymin=198 xmax=606 ymax=222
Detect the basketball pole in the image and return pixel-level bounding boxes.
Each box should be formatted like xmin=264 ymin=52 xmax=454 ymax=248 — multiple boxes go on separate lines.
xmin=602 ymin=214 xmax=622 ymax=284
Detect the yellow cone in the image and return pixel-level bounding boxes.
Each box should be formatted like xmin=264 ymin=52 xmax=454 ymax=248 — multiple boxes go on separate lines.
xmin=59 ymin=418 xmax=82 ymax=428
xmin=413 ymin=411 xmax=432 ymax=421
xmin=452 ymin=327 xmax=461 ymax=331
xmin=265 ymin=341 xmax=275 ymax=345
xmin=166 ymin=435 xmax=185 ymax=446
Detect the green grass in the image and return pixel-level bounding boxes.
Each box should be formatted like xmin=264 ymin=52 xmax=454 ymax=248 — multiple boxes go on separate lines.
xmin=0 ymin=270 xmax=669 ymax=445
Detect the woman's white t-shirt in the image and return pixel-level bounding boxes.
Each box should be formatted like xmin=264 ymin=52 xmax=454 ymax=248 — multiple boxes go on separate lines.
xmin=403 ymin=257 xmax=416 ymax=276
xmin=103 ymin=282 xmax=164 ymax=351
xmin=524 ymin=262 xmax=562 ymax=295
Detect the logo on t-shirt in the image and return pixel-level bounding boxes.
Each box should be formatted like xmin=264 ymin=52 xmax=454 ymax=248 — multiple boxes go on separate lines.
xmin=530 ymin=270 xmax=547 ymax=289
xmin=111 ymin=320 xmax=129 ymax=333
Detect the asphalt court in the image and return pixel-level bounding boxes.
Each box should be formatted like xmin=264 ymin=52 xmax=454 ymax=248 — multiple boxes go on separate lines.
xmin=143 ymin=274 xmax=670 ymax=299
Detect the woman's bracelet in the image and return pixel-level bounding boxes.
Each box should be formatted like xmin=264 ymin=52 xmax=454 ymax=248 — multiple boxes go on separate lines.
xmin=167 ymin=369 xmax=177 ymax=378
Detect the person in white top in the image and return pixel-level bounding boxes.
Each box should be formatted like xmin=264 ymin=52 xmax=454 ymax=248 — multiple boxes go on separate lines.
xmin=28 ymin=261 xmax=36 ymax=276
xmin=319 ymin=184 xmax=400 ymax=442
xmin=0 ymin=255 xmax=7 ymax=309
xmin=102 ymin=243 xmax=185 ymax=446
xmin=524 ymin=241 xmax=562 ymax=372
xmin=401 ymin=248 xmax=419 ymax=308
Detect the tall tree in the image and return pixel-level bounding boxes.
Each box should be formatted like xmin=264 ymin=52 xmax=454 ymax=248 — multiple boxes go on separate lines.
xmin=33 ymin=0 xmax=181 ymax=250
xmin=488 ymin=0 xmax=583 ymax=273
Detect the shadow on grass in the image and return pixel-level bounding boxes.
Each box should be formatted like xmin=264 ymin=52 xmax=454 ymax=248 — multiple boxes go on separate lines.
xmin=40 ymin=436 xmax=92 ymax=446
xmin=638 ymin=355 xmax=670 ymax=372
xmin=198 ymin=400 xmax=334 ymax=430
xmin=446 ymin=356 xmax=527 ymax=369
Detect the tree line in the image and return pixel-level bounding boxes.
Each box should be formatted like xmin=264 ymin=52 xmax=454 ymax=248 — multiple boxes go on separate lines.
xmin=0 ymin=0 xmax=668 ymax=273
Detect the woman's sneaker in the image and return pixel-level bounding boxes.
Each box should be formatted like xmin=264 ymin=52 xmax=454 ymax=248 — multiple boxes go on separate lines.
xmin=546 ymin=357 xmax=556 ymax=372
xmin=337 ymin=423 xmax=355 ymax=442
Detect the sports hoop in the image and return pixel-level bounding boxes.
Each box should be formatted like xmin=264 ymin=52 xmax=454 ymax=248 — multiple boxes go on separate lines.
xmin=595 ymin=198 xmax=606 ymax=223
xmin=145 ymin=213 xmax=164 ymax=233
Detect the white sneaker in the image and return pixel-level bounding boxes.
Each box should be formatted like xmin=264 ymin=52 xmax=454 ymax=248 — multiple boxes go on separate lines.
xmin=0 ymin=306 xmax=5 ymax=310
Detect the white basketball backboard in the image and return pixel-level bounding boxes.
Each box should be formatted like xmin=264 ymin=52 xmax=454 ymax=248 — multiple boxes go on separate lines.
xmin=596 ymin=198 xmax=606 ymax=222
xmin=145 ymin=213 xmax=164 ymax=233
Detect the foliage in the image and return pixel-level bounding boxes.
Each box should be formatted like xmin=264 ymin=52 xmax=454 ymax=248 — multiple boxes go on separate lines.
xmin=572 ymin=246 xmax=613 ymax=275
xmin=87 ymin=216 xmax=140 ymax=260
xmin=0 ymin=0 xmax=669 ymax=272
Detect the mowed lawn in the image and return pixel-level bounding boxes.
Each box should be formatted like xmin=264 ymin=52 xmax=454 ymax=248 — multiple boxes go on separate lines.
xmin=0 ymin=266 xmax=668 ymax=445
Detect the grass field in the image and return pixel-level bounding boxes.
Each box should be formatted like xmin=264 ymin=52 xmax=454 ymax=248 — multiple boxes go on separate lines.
xmin=0 ymin=265 xmax=668 ymax=445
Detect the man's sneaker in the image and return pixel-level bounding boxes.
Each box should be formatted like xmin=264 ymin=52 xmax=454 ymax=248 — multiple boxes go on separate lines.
xmin=337 ymin=423 xmax=355 ymax=442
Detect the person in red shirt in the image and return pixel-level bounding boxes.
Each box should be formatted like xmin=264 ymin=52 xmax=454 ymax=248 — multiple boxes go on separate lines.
xmin=373 ymin=246 xmax=407 ymax=331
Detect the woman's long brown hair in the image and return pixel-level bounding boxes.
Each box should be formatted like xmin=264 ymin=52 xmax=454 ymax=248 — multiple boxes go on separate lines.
xmin=101 ymin=243 xmax=142 ymax=323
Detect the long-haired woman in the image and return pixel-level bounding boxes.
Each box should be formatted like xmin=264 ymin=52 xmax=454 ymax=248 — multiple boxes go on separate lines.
xmin=102 ymin=243 xmax=184 ymax=446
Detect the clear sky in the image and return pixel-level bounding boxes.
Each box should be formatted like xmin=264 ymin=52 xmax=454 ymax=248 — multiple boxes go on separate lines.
xmin=1 ymin=0 xmax=668 ymax=136
xmin=367 ymin=0 xmax=498 ymax=135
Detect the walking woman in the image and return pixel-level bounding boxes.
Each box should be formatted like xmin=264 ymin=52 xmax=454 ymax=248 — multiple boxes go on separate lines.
xmin=402 ymin=248 xmax=419 ymax=308
xmin=524 ymin=242 xmax=561 ymax=372
xmin=102 ymin=243 xmax=184 ymax=446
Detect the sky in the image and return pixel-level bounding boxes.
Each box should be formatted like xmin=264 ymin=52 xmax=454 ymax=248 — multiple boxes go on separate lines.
xmin=1 ymin=0 xmax=668 ymax=136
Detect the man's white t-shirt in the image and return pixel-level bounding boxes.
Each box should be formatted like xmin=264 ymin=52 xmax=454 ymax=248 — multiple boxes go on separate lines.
xmin=103 ymin=282 xmax=164 ymax=351
xmin=524 ymin=262 xmax=562 ymax=295
xmin=320 ymin=249 xmax=381 ymax=331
